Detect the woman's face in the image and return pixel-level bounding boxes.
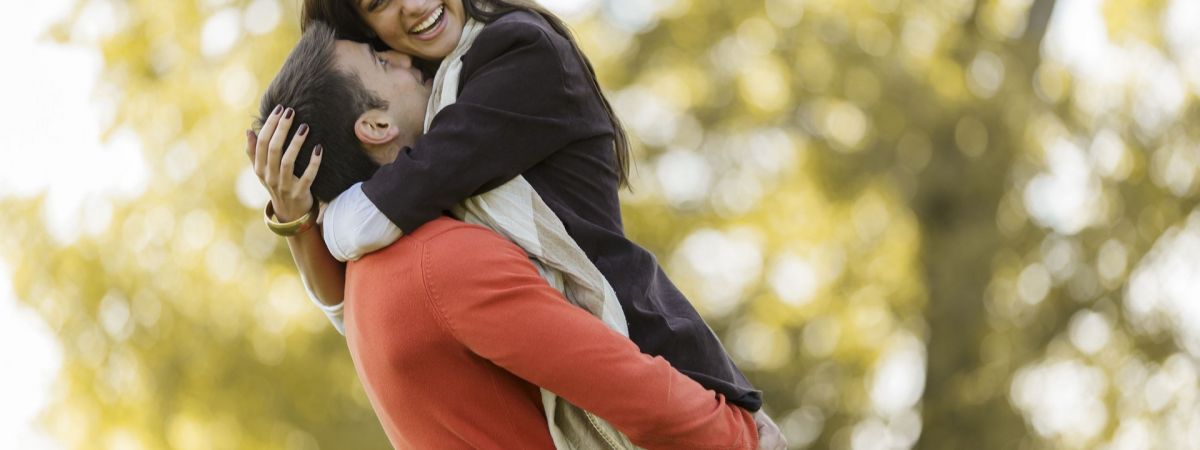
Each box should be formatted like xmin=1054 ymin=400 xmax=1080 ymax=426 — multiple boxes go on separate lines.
xmin=355 ymin=0 xmax=466 ymax=61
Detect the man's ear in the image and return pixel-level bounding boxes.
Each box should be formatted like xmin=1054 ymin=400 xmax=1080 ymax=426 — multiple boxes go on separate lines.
xmin=354 ymin=109 xmax=401 ymax=146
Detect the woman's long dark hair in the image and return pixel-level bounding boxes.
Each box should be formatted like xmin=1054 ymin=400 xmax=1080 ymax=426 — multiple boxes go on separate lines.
xmin=302 ymin=0 xmax=632 ymax=187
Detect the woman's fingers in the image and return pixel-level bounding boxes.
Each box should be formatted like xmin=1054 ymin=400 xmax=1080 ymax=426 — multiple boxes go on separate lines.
xmin=265 ymin=107 xmax=295 ymax=186
xmin=255 ymin=105 xmax=283 ymax=178
xmin=280 ymin=123 xmax=309 ymax=185
xmin=298 ymin=144 xmax=323 ymax=189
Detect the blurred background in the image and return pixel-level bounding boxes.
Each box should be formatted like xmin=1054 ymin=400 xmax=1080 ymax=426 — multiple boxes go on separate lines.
xmin=1 ymin=0 xmax=1198 ymax=448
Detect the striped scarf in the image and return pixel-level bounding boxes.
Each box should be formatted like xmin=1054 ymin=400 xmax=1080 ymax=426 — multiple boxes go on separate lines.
xmin=430 ymin=18 xmax=640 ymax=450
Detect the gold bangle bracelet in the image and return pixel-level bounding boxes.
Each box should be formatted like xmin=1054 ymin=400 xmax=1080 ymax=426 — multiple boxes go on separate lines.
xmin=264 ymin=201 xmax=317 ymax=237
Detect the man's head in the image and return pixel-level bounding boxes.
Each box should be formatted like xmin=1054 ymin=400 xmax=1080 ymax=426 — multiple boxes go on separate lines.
xmin=257 ymin=21 xmax=431 ymax=202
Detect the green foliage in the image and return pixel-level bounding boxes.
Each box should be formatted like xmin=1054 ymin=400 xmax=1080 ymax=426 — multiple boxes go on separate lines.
xmin=3 ymin=0 xmax=1198 ymax=449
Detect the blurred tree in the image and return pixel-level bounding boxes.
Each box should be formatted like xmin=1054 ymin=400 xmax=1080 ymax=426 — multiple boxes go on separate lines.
xmin=1 ymin=0 xmax=393 ymax=448
xmin=3 ymin=0 xmax=1198 ymax=449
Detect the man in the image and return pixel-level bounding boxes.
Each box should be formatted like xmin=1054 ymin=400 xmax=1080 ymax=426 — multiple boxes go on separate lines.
xmin=249 ymin=22 xmax=759 ymax=449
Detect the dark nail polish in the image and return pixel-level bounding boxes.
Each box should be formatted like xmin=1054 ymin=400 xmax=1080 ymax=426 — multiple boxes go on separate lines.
xmin=314 ymin=145 xmax=323 ymax=157
xmin=284 ymin=108 xmax=294 ymax=119
xmin=298 ymin=124 xmax=309 ymax=136
xmin=273 ymin=105 xmax=283 ymax=115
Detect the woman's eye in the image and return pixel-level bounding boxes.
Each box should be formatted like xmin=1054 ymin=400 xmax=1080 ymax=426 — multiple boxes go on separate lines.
xmin=368 ymin=0 xmax=390 ymax=13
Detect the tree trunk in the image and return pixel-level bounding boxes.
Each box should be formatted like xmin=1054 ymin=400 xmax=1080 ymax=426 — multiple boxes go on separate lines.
xmin=916 ymin=1 xmax=1057 ymax=448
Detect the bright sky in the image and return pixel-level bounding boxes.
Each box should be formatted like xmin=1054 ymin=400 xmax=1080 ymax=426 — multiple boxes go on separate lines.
xmin=0 ymin=263 xmax=61 ymax=450
xmin=0 ymin=0 xmax=112 ymax=447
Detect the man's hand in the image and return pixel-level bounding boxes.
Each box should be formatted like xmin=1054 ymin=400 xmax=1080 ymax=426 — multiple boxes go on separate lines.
xmin=754 ymin=409 xmax=787 ymax=450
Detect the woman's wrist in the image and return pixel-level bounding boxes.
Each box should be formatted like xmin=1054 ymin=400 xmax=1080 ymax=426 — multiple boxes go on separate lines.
xmin=265 ymin=200 xmax=318 ymax=237
xmin=272 ymin=197 xmax=314 ymax=222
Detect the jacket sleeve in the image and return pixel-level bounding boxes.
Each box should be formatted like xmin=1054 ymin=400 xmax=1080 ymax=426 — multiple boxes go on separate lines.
xmin=421 ymin=226 xmax=758 ymax=450
xmin=361 ymin=18 xmax=610 ymax=234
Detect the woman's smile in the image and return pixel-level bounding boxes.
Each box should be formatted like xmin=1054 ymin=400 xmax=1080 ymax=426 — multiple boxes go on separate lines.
xmin=408 ymin=3 xmax=447 ymax=41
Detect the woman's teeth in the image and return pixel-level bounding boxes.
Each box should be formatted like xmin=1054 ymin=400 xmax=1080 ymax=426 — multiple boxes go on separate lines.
xmin=410 ymin=5 xmax=444 ymax=34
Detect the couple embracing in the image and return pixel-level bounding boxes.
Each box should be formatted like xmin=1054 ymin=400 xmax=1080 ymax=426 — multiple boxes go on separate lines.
xmin=244 ymin=1 xmax=785 ymax=448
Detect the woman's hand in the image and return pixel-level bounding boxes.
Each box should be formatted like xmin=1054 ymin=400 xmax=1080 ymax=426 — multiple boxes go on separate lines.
xmin=246 ymin=105 xmax=323 ymax=222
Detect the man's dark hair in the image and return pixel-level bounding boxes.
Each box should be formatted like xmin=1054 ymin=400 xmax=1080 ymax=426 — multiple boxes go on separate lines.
xmin=255 ymin=21 xmax=387 ymax=202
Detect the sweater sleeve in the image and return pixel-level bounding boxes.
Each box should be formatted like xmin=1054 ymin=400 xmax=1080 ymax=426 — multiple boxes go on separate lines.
xmin=361 ymin=16 xmax=611 ymax=234
xmin=420 ymin=226 xmax=757 ymax=450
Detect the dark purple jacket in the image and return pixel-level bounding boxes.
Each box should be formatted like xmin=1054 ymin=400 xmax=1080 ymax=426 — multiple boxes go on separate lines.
xmin=361 ymin=10 xmax=762 ymax=411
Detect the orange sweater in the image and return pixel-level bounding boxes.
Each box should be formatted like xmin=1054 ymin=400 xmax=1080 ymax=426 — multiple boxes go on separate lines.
xmin=343 ymin=217 xmax=757 ymax=449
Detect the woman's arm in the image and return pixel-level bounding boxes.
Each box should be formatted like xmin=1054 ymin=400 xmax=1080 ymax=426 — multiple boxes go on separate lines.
xmin=282 ymin=221 xmax=345 ymax=307
xmin=422 ymin=225 xmax=758 ymax=450
xmin=361 ymin=14 xmax=613 ymax=234
xmin=247 ymin=108 xmax=346 ymax=308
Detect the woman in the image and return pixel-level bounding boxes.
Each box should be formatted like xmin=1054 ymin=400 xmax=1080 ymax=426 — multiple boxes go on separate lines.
xmin=246 ymin=0 xmax=783 ymax=446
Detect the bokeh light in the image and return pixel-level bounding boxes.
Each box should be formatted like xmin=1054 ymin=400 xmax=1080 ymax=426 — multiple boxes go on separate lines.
xmin=3 ymin=0 xmax=1199 ymax=449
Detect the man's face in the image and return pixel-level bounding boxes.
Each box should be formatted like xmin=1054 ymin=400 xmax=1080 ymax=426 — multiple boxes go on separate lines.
xmin=334 ymin=39 xmax=430 ymax=161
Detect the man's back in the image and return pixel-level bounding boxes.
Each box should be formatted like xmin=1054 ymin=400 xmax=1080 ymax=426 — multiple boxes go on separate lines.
xmin=344 ymin=217 xmax=553 ymax=449
xmin=343 ymin=217 xmax=757 ymax=450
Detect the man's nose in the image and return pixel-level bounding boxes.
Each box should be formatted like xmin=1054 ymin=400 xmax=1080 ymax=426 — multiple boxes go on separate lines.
xmin=384 ymin=51 xmax=414 ymax=68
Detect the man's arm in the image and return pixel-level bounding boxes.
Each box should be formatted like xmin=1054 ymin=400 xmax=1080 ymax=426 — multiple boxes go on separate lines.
xmin=421 ymin=225 xmax=758 ymax=450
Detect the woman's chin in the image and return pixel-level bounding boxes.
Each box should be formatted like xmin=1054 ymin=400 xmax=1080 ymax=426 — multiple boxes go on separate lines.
xmin=424 ymin=24 xmax=462 ymax=60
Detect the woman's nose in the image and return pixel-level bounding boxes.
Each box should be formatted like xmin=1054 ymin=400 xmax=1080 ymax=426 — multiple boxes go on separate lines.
xmin=398 ymin=0 xmax=430 ymax=18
